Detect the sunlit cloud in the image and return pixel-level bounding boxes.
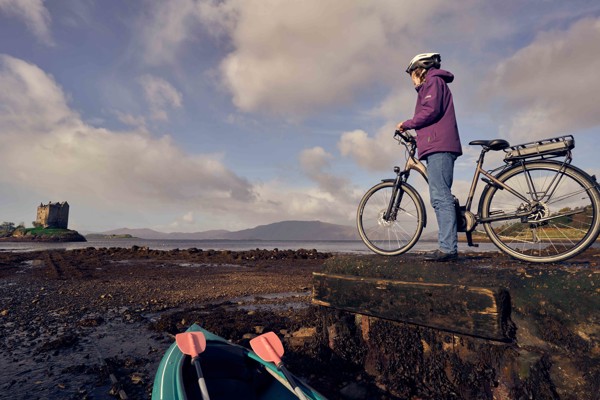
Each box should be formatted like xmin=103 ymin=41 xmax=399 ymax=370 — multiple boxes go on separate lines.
xmin=338 ymin=128 xmax=399 ymax=172
xmin=486 ymin=17 xmax=600 ymax=140
xmin=0 ymin=54 xmax=254 ymax=215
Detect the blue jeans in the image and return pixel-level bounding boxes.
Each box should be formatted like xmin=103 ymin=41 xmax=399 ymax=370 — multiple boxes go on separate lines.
xmin=425 ymin=152 xmax=458 ymax=254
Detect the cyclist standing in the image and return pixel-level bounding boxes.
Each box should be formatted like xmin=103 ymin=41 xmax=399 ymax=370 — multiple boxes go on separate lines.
xmin=396 ymin=53 xmax=462 ymax=261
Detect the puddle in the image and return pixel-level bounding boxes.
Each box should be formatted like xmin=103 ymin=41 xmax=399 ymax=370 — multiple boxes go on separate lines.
xmin=236 ymin=301 xmax=308 ymax=312
xmin=223 ymin=291 xmax=311 ymax=312
xmin=177 ymin=262 xmax=246 ymax=268
xmin=142 ymin=291 xmax=312 ymax=322
xmin=229 ymin=291 xmax=310 ymax=303
xmin=108 ymin=259 xmax=248 ymax=269
xmin=14 ymin=259 xmax=44 ymax=274
xmin=472 ymin=264 xmax=494 ymax=270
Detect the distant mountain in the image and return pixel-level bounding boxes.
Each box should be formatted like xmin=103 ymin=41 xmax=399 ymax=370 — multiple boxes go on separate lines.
xmin=95 ymin=220 xmax=360 ymax=241
xmin=97 ymin=227 xmax=231 ymax=240
xmin=96 ymin=227 xmax=169 ymax=240
xmin=225 ymin=220 xmax=359 ymax=240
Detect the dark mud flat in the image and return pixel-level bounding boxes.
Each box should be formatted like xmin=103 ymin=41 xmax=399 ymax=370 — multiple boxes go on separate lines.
xmin=0 ymin=247 xmax=598 ymax=400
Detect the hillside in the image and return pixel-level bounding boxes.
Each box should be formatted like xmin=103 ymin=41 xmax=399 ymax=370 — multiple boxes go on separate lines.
xmin=98 ymin=220 xmax=360 ymax=241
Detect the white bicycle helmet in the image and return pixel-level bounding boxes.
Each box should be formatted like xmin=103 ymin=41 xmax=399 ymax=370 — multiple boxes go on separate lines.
xmin=405 ymin=53 xmax=441 ymax=74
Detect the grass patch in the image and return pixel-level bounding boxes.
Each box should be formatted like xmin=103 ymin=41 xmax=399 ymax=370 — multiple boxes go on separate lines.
xmin=25 ymin=227 xmax=72 ymax=235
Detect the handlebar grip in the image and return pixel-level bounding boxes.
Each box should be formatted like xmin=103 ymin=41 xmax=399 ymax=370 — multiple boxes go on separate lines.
xmin=394 ymin=130 xmax=412 ymax=142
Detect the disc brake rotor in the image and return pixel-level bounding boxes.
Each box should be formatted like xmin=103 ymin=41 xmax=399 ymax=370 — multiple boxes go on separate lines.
xmin=529 ymin=202 xmax=550 ymax=221
xmin=378 ymin=210 xmax=394 ymax=227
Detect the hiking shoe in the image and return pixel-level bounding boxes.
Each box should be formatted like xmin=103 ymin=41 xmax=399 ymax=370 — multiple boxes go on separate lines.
xmin=424 ymin=249 xmax=458 ymax=262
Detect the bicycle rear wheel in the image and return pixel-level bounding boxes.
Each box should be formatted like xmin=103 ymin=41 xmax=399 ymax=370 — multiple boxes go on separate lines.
xmin=480 ymin=161 xmax=600 ymax=262
xmin=357 ymin=181 xmax=425 ymax=256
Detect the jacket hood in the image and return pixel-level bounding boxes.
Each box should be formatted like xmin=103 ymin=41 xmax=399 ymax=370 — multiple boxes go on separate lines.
xmin=426 ymin=68 xmax=454 ymax=83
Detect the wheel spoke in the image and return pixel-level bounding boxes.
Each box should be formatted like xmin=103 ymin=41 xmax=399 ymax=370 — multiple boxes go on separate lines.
xmin=357 ymin=182 xmax=423 ymax=255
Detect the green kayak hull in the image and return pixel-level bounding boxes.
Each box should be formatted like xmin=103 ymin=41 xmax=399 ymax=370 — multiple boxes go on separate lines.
xmin=152 ymin=324 xmax=327 ymax=400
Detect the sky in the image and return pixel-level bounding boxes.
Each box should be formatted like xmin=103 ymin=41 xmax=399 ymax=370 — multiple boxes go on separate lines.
xmin=1 ymin=0 xmax=600 ymax=233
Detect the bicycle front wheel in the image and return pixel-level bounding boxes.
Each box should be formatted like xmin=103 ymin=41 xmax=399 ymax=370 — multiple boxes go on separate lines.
xmin=480 ymin=161 xmax=600 ymax=263
xmin=357 ymin=181 xmax=425 ymax=256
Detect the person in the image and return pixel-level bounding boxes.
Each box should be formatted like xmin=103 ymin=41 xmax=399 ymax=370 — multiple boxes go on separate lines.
xmin=396 ymin=53 xmax=462 ymax=262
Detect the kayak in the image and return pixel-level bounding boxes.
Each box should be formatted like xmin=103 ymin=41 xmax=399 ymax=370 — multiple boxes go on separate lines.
xmin=152 ymin=324 xmax=327 ymax=400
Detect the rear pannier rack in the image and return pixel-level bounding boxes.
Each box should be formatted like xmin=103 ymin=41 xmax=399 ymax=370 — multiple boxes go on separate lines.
xmin=504 ymin=135 xmax=574 ymax=162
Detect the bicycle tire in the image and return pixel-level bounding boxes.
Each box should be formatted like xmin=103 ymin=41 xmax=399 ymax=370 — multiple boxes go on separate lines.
xmin=357 ymin=181 xmax=425 ymax=256
xmin=480 ymin=161 xmax=600 ymax=263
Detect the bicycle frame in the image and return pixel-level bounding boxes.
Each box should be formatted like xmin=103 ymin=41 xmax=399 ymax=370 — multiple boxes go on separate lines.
xmin=392 ymin=133 xmax=578 ymax=227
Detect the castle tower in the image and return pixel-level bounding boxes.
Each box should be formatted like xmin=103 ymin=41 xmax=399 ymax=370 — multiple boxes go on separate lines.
xmin=36 ymin=201 xmax=69 ymax=229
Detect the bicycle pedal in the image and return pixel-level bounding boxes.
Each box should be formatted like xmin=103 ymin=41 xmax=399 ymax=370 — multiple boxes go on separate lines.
xmin=465 ymin=232 xmax=479 ymax=247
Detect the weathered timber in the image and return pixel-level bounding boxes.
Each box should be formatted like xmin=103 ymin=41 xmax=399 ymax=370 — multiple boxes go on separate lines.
xmin=313 ymin=272 xmax=513 ymax=341
xmin=311 ymin=251 xmax=600 ymax=400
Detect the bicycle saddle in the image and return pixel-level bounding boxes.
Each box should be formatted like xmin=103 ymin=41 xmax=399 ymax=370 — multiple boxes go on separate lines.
xmin=469 ymin=139 xmax=510 ymax=151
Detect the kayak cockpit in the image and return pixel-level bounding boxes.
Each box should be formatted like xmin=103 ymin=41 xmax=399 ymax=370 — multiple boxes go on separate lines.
xmin=180 ymin=340 xmax=291 ymax=399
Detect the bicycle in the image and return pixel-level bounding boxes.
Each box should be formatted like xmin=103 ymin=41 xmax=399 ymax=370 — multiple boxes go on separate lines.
xmin=356 ymin=130 xmax=600 ymax=263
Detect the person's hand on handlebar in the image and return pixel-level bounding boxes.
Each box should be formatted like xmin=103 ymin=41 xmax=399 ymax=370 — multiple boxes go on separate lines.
xmin=394 ymin=128 xmax=413 ymax=142
xmin=396 ymin=121 xmax=406 ymax=132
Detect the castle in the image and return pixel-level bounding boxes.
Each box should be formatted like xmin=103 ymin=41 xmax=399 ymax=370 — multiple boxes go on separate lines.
xmin=36 ymin=201 xmax=69 ymax=229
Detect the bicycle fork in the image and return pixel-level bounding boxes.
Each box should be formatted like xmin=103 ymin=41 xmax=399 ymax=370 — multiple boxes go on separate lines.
xmin=384 ymin=167 xmax=405 ymax=222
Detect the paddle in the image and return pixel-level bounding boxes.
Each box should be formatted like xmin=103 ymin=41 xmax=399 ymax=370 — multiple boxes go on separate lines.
xmin=250 ymin=332 xmax=309 ymax=400
xmin=176 ymin=331 xmax=210 ymax=400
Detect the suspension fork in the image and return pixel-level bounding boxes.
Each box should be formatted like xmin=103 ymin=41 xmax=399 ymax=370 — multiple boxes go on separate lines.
xmin=384 ymin=167 xmax=407 ymax=221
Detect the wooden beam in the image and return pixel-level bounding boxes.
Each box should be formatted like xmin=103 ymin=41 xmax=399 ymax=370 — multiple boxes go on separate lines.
xmin=312 ymin=272 xmax=514 ymax=341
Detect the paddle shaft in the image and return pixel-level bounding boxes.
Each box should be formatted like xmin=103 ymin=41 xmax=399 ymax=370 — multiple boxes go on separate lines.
xmin=278 ymin=363 xmax=309 ymax=400
xmin=192 ymin=356 xmax=210 ymax=400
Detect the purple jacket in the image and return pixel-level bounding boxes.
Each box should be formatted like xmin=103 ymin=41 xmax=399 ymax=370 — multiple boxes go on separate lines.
xmin=402 ymin=68 xmax=462 ymax=160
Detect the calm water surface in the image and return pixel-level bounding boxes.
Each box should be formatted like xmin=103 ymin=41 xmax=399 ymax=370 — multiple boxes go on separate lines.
xmin=0 ymin=238 xmax=503 ymax=254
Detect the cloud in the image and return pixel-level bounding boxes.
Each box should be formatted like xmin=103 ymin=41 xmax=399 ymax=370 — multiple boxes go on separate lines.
xmin=0 ymin=0 xmax=53 ymax=45
xmin=486 ymin=17 xmax=600 ymax=140
xmin=138 ymin=0 xmax=484 ymax=118
xmin=138 ymin=74 xmax=183 ymax=121
xmin=115 ymin=111 xmax=147 ymax=130
xmin=300 ymin=147 xmax=351 ymax=197
xmin=0 ymin=55 xmax=74 ymax=130
xmin=211 ymin=0 xmax=519 ymax=117
xmin=251 ymin=180 xmax=360 ymax=227
xmin=135 ymin=0 xmax=202 ymax=65
xmin=299 ymin=147 xmax=333 ymax=176
xmin=0 ymin=55 xmax=254 ymax=215
xmin=164 ymin=211 xmax=197 ymax=230
xmin=338 ymin=128 xmax=400 ymax=172
xmin=214 ymin=0 xmax=422 ymax=116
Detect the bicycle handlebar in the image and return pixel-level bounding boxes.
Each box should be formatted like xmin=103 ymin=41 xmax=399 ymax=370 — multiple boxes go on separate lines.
xmin=394 ymin=130 xmax=416 ymax=144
